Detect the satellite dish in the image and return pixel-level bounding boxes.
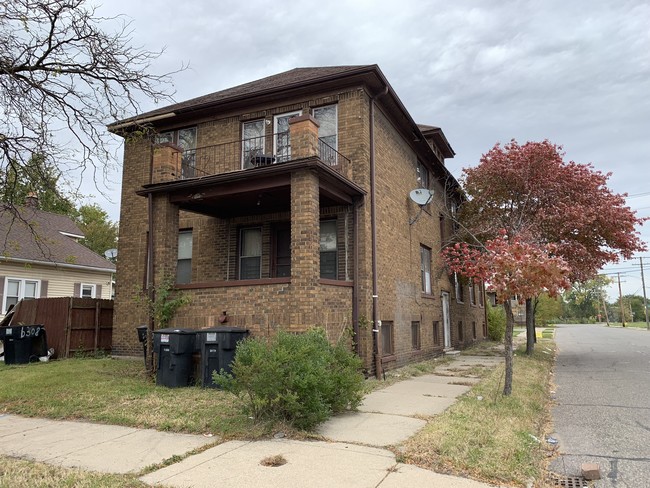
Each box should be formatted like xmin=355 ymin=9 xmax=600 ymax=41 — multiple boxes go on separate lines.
xmin=104 ymin=248 xmax=118 ymax=259
xmin=409 ymin=188 xmax=434 ymax=206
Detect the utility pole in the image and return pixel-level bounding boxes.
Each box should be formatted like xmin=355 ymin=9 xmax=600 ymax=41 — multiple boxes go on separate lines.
xmin=601 ymin=290 xmax=610 ymax=326
xmin=641 ymin=257 xmax=649 ymax=330
xmin=618 ymin=272 xmax=626 ymax=327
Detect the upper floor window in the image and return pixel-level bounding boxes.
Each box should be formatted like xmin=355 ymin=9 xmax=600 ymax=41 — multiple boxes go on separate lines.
xmin=155 ymin=127 xmax=197 ymax=178
xmin=240 ymin=227 xmax=262 ymax=279
xmin=177 ymin=229 xmax=193 ymax=284
xmin=416 ymin=161 xmax=429 ymax=189
xmin=3 ymin=278 xmax=39 ymax=314
xmin=420 ymin=245 xmax=432 ymax=294
xmin=320 ymin=220 xmax=338 ymax=279
xmin=274 ymin=111 xmax=302 ymax=162
xmin=313 ymin=105 xmax=338 ymax=150
xmin=454 ymin=273 xmax=465 ymax=303
xmin=469 ymin=280 xmax=476 ymax=305
xmin=242 ymin=120 xmax=266 ymax=169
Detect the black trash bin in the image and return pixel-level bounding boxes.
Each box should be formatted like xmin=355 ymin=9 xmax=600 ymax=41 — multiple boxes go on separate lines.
xmin=0 ymin=325 xmax=48 ymax=365
xmin=153 ymin=328 xmax=196 ymax=387
xmin=195 ymin=327 xmax=249 ymax=388
xmin=135 ymin=325 xmax=148 ymax=367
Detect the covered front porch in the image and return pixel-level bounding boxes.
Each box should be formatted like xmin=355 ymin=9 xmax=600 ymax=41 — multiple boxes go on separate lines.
xmin=139 ymin=116 xmax=366 ymax=343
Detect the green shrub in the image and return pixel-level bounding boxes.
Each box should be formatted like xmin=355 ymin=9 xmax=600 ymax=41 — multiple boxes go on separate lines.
xmin=214 ymin=329 xmax=364 ymax=430
xmin=487 ymin=305 xmax=506 ymax=342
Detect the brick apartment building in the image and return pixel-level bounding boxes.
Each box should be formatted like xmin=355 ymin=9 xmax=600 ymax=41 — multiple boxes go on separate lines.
xmin=109 ymin=65 xmax=486 ymax=374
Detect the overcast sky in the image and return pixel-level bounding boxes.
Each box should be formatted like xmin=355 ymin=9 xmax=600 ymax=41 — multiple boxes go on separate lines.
xmin=94 ymin=0 xmax=650 ymax=301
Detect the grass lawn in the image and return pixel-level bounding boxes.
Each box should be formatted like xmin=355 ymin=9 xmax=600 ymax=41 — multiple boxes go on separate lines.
xmin=0 ymin=456 xmax=145 ymax=488
xmin=0 ymin=357 xmax=262 ymax=437
xmin=607 ymin=321 xmax=650 ymax=329
xmin=400 ymin=341 xmax=555 ymax=487
xmin=0 ymin=342 xmax=555 ymax=487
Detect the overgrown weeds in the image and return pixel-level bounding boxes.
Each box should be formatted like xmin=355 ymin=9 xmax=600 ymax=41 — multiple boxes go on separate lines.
xmin=400 ymin=342 xmax=555 ymax=487
xmin=214 ymin=329 xmax=364 ymax=430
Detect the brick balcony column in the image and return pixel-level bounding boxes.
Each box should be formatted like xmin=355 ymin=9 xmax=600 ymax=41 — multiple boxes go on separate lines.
xmin=152 ymin=143 xmax=182 ymax=183
xmin=151 ymin=194 xmax=180 ymax=289
xmin=290 ymin=168 xmax=320 ymax=326
xmin=289 ymin=114 xmax=320 ymax=159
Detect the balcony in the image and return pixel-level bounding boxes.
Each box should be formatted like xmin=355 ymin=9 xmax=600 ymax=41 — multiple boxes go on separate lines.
xmin=144 ymin=115 xmax=365 ymax=218
xmin=173 ymin=133 xmax=352 ymax=181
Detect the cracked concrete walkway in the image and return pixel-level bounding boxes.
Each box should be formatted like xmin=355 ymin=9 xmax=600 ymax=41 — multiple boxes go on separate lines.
xmin=0 ymin=354 xmax=505 ymax=487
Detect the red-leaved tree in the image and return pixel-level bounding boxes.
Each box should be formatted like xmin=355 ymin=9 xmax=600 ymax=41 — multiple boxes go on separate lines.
xmin=444 ymin=233 xmax=570 ymax=395
xmin=444 ymin=140 xmax=645 ymax=395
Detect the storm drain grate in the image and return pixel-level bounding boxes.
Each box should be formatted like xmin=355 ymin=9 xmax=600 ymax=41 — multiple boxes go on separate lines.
xmin=548 ymin=474 xmax=588 ymax=488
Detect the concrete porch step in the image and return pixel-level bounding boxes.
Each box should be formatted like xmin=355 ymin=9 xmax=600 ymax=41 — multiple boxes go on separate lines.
xmin=444 ymin=349 xmax=461 ymax=357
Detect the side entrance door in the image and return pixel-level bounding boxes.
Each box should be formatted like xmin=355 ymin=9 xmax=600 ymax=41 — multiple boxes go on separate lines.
xmin=441 ymin=291 xmax=451 ymax=348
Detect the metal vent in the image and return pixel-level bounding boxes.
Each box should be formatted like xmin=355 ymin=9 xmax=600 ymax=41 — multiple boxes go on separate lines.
xmin=548 ymin=474 xmax=588 ymax=487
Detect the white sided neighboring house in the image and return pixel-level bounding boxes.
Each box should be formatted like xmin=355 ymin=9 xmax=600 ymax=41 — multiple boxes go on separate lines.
xmin=0 ymin=200 xmax=116 ymax=320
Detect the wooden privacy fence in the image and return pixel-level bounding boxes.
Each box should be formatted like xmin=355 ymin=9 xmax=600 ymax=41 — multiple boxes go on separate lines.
xmin=9 ymin=297 xmax=113 ymax=358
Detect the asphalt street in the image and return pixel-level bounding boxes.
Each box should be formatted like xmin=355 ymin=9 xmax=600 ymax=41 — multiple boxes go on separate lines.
xmin=550 ymin=324 xmax=650 ymax=487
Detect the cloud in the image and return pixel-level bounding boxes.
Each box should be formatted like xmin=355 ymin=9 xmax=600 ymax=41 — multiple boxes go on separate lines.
xmin=91 ymin=0 xmax=650 ymax=294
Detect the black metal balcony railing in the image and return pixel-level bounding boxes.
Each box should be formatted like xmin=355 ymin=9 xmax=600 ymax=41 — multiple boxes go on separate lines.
xmin=174 ymin=133 xmax=351 ymax=180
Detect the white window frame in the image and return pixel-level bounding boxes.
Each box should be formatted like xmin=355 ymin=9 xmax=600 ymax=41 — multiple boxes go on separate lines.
xmin=241 ymin=119 xmax=266 ymax=169
xmin=81 ymin=283 xmax=96 ymax=299
xmin=420 ymin=245 xmax=432 ymax=294
xmin=273 ymin=110 xmax=302 ymax=162
xmin=176 ymin=229 xmax=193 ymax=284
xmin=416 ymin=160 xmax=429 ymax=189
xmin=313 ymin=104 xmax=338 ymax=151
xmin=3 ymin=277 xmax=40 ymax=314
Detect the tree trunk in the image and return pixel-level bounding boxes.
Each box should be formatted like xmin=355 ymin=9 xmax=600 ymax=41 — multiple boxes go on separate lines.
xmin=503 ymin=300 xmax=515 ymax=396
xmin=526 ymin=298 xmax=535 ymax=355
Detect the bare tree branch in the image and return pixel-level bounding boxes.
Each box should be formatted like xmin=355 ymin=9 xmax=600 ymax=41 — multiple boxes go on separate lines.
xmin=0 ymin=0 xmax=181 ymax=207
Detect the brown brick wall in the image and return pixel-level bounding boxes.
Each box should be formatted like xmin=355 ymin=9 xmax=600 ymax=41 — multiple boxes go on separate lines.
xmin=112 ymin=83 xmax=484 ymax=368
xmin=371 ymin=106 xmax=485 ymax=370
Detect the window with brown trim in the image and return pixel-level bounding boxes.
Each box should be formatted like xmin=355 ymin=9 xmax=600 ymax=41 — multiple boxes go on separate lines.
xmin=239 ymin=227 xmax=262 ymax=279
xmin=472 ymin=321 xmax=477 ymax=340
xmin=320 ymin=220 xmax=338 ymax=279
xmin=381 ymin=321 xmax=394 ymax=356
xmin=176 ymin=229 xmax=192 ymax=284
xmin=411 ymin=321 xmax=421 ymax=350
xmin=439 ymin=214 xmax=447 ymax=245
xmin=458 ymin=320 xmax=464 ymax=342
xmin=469 ymin=280 xmax=476 ymax=305
xmin=455 ymin=273 xmax=465 ymax=303
xmin=272 ymin=224 xmax=291 ymax=278
xmin=433 ymin=321 xmax=440 ymax=346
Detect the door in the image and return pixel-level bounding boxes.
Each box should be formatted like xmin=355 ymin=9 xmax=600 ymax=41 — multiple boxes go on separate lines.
xmin=274 ymin=111 xmax=301 ymax=162
xmin=442 ymin=291 xmax=451 ymax=348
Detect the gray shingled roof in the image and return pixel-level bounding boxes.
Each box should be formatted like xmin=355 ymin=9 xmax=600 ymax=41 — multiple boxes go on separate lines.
xmin=0 ymin=206 xmax=116 ymax=271
xmin=111 ymin=65 xmax=374 ymax=125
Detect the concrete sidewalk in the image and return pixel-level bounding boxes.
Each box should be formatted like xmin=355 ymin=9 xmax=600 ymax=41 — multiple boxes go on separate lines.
xmin=0 ymin=354 xmax=504 ymax=487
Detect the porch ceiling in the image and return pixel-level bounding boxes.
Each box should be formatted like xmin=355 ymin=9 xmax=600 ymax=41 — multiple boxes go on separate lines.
xmin=137 ymin=158 xmax=366 ymax=218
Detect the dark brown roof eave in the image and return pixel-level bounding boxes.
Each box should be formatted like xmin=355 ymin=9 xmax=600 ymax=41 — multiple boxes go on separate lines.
xmin=108 ymin=65 xmax=382 ymax=131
